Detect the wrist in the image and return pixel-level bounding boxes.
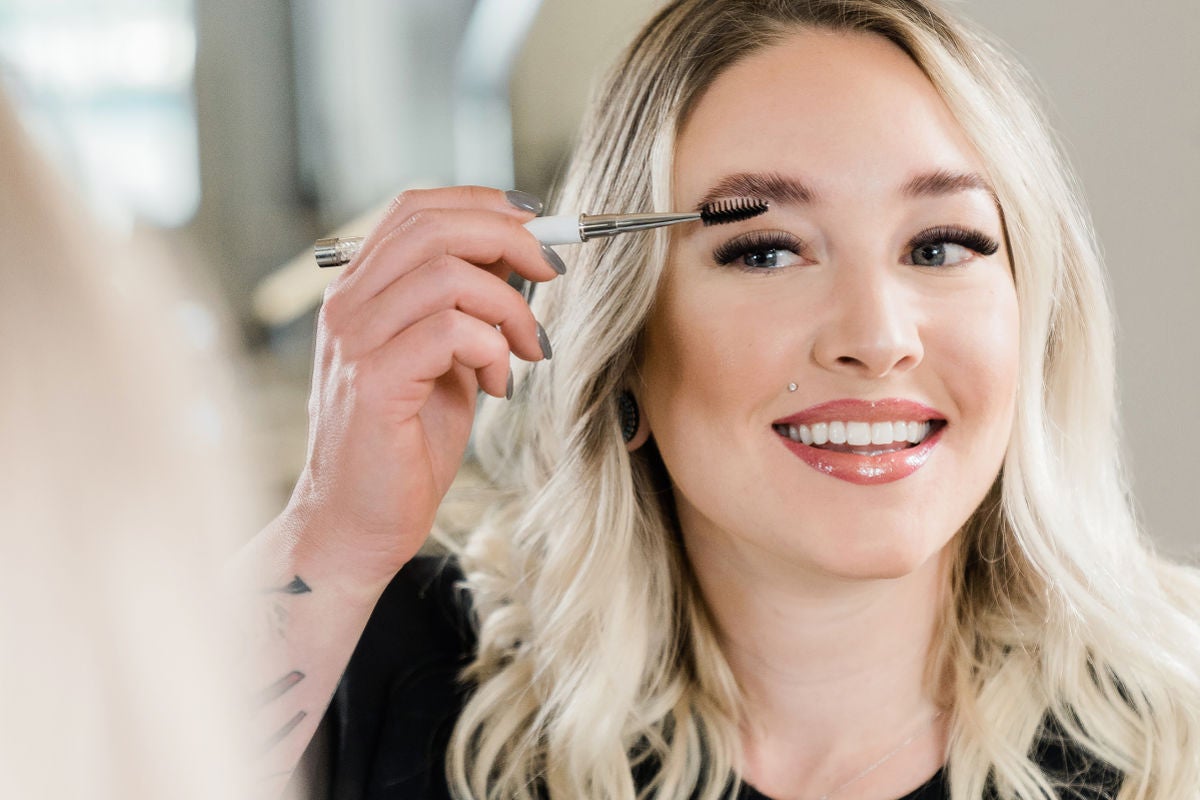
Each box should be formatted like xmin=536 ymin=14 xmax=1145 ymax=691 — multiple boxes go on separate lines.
xmin=261 ymin=501 xmax=406 ymax=611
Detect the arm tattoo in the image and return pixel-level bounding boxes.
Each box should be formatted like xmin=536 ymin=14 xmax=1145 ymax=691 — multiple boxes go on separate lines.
xmin=260 ymin=576 xmax=311 ymax=640
xmin=255 ymin=670 xmax=306 ymax=708
xmin=259 ymin=711 xmax=307 ymax=754
xmin=252 ymin=580 xmax=314 ymax=754
xmin=264 ymin=576 xmax=312 ymax=595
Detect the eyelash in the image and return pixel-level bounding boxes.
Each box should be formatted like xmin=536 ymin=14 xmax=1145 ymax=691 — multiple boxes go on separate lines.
xmin=712 ymin=230 xmax=804 ymax=269
xmin=908 ymin=226 xmax=1000 ymax=263
xmin=712 ymin=225 xmax=1001 ymax=271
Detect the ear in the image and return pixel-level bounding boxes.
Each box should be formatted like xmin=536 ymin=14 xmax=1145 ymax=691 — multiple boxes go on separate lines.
xmin=619 ymin=390 xmax=651 ymax=452
xmin=626 ymin=418 xmax=650 ymax=452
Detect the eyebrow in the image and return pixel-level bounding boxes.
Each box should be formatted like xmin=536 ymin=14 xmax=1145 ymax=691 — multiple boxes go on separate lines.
xmin=693 ymin=168 xmax=1000 ymax=212
xmin=901 ymin=169 xmax=998 ymax=204
xmin=694 ymin=172 xmax=815 ymax=210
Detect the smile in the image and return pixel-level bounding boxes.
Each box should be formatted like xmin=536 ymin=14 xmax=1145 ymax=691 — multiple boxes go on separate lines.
xmin=772 ymin=419 xmax=947 ymax=455
xmin=771 ymin=399 xmax=948 ymax=485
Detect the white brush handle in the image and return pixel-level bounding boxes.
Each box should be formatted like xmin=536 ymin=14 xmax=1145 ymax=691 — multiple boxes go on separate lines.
xmin=316 ymin=213 xmax=583 ymax=268
xmin=523 ymin=214 xmax=582 ymax=245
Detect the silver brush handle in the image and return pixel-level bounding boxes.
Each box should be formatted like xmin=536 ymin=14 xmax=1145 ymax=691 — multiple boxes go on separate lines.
xmin=313 ymin=207 xmax=744 ymax=266
xmin=314 ymin=236 xmax=366 ymax=268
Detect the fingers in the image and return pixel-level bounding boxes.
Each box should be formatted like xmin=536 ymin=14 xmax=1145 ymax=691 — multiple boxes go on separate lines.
xmin=349 ymin=186 xmax=537 ymax=280
xmin=342 ymin=209 xmax=559 ymax=309
xmin=367 ymin=310 xmax=515 ymax=407
xmin=345 ymin=255 xmax=547 ymax=363
xmin=336 ymin=187 xmax=559 ymax=304
xmin=317 ymin=185 xmax=562 ymax=414
xmin=384 ymin=186 xmax=540 ymax=232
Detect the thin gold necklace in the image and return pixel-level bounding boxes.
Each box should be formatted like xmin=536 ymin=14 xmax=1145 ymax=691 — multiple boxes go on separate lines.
xmin=814 ymin=711 xmax=945 ymax=800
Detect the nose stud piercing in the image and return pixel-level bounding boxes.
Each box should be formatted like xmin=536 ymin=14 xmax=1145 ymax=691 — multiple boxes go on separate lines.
xmin=787 ymin=383 xmax=798 ymax=392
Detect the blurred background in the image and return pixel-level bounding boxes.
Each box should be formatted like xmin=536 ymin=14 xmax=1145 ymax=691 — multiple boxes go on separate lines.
xmin=1 ymin=0 xmax=1195 ymax=557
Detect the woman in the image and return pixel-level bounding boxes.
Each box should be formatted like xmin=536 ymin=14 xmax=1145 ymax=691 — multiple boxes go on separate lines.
xmin=242 ymin=0 xmax=1200 ymax=798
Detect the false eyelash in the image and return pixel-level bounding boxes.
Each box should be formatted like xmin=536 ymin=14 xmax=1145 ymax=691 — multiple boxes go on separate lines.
xmin=712 ymin=230 xmax=805 ymax=267
xmin=908 ymin=225 xmax=1000 ymax=258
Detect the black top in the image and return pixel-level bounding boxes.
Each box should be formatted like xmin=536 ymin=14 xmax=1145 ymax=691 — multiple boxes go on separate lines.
xmin=315 ymin=556 xmax=1123 ymax=799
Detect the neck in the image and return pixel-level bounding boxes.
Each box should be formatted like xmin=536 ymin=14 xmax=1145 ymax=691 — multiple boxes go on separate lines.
xmin=683 ymin=531 xmax=954 ymax=797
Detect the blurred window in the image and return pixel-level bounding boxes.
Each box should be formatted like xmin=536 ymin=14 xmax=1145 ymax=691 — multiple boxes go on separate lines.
xmin=0 ymin=0 xmax=199 ymax=229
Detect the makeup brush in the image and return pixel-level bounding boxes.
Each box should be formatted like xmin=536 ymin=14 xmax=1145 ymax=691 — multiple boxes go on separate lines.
xmin=313 ymin=197 xmax=768 ymax=267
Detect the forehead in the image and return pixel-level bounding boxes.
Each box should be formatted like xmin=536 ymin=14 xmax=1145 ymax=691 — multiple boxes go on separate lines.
xmin=674 ymin=29 xmax=987 ymax=205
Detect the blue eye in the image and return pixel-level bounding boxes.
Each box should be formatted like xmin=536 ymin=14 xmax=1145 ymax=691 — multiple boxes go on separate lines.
xmin=739 ymin=248 xmax=801 ymax=269
xmin=910 ymin=241 xmax=970 ymax=267
xmin=905 ymin=226 xmax=1000 ymax=267
xmin=713 ymin=231 xmax=805 ymax=271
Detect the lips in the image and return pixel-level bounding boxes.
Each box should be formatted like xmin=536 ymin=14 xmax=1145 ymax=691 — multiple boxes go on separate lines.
xmin=772 ymin=398 xmax=947 ymax=485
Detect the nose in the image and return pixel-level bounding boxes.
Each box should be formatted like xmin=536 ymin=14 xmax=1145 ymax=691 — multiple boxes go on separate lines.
xmin=810 ymin=265 xmax=924 ymax=379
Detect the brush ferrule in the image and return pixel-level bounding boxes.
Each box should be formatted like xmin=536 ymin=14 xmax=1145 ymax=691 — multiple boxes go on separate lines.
xmin=578 ymin=212 xmax=701 ymax=241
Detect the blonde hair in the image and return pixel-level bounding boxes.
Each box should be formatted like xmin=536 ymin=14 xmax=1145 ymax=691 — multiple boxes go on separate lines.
xmin=437 ymin=1 xmax=1200 ymax=797
xmin=0 ymin=87 xmax=266 ymax=797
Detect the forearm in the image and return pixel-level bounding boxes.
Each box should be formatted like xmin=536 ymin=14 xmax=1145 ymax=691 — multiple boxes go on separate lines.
xmin=228 ymin=186 xmax=553 ymax=795
xmin=227 ymin=510 xmax=395 ymax=796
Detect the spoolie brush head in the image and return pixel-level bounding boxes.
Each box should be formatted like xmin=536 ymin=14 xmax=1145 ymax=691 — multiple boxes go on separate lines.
xmin=699 ymin=197 xmax=769 ymax=226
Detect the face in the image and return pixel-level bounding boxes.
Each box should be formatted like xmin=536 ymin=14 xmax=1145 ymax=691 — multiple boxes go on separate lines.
xmin=637 ymin=30 xmax=1019 ymax=582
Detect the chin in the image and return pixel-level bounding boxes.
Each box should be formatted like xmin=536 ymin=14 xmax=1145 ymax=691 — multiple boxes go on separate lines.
xmin=814 ymin=528 xmax=952 ymax=582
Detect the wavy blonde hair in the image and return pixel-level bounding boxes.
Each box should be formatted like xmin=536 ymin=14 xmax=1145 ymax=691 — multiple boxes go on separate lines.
xmin=436 ymin=1 xmax=1200 ymax=797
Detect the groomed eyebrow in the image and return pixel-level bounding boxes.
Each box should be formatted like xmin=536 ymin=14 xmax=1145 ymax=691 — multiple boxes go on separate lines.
xmin=901 ymin=169 xmax=998 ymax=206
xmin=693 ymin=168 xmax=1000 ymax=213
xmin=694 ymin=171 xmax=815 ymax=211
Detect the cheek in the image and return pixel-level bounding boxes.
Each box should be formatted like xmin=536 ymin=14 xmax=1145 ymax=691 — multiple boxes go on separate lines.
xmin=640 ymin=275 xmax=793 ymax=425
xmin=935 ymin=280 xmax=1020 ymax=430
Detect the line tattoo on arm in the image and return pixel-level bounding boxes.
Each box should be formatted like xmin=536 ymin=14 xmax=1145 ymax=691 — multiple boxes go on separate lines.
xmin=260 ymin=576 xmax=312 ymax=640
xmin=255 ymin=672 xmax=308 ymax=753
xmin=255 ymin=670 xmax=306 ymax=707
xmin=259 ymin=711 xmax=308 ymax=754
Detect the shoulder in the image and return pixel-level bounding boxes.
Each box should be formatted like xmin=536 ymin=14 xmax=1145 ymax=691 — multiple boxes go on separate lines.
xmin=368 ymin=553 xmax=475 ymax=653
xmin=338 ymin=553 xmax=476 ymax=687
xmin=343 ymin=552 xmax=476 ymax=699
xmin=325 ymin=554 xmax=477 ymax=800
xmin=948 ymin=715 xmax=1127 ymax=800
xmin=1029 ymin=716 xmax=1125 ymax=799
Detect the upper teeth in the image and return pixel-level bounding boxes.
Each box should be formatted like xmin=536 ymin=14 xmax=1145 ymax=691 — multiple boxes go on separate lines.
xmin=773 ymin=420 xmax=933 ymax=447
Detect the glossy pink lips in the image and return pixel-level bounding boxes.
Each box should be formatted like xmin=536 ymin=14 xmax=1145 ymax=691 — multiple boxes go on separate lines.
xmin=772 ymin=398 xmax=947 ymax=485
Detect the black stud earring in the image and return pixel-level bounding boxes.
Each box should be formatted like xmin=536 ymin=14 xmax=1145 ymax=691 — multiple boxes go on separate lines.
xmin=618 ymin=391 xmax=640 ymax=444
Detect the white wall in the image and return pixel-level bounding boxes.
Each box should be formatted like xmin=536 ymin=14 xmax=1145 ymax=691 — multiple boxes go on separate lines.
xmin=954 ymin=2 xmax=1199 ymax=560
xmin=512 ymin=0 xmax=1199 ymax=559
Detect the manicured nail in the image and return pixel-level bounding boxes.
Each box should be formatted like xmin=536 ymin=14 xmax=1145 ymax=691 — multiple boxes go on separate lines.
xmin=541 ymin=244 xmax=567 ymax=275
xmin=505 ymin=189 xmax=543 ymax=214
xmin=536 ymin=322 xmax=553 ymax=360
xmin=505 ymin=369 xmax=514 ymax=400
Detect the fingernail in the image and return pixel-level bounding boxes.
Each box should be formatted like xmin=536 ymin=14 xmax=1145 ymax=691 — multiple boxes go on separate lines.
xmin=541 ymin=244 xmax=567 ymax=275
xmin=505 ymin=369 xmax=514 ymax=401
xmin=505 ymin=189 xmax=543 ymax=214
xmin=536 ymin=322 xmax=553 ymax=360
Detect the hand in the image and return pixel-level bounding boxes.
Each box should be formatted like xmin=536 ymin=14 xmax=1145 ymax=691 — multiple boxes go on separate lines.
xmin=285 ymin=187 xmax=562 ymax=590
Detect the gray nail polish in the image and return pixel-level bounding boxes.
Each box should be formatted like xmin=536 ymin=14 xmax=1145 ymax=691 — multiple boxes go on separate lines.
xmin=505 ymin=189 xmax=543 ymax=214
xmin=505 ymin=369 xmax=514 ymax=401
xmin=536 ymin=322 xmax=553 ymax=360
xmin=541 ymin=244 xmax=567 ymax=275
